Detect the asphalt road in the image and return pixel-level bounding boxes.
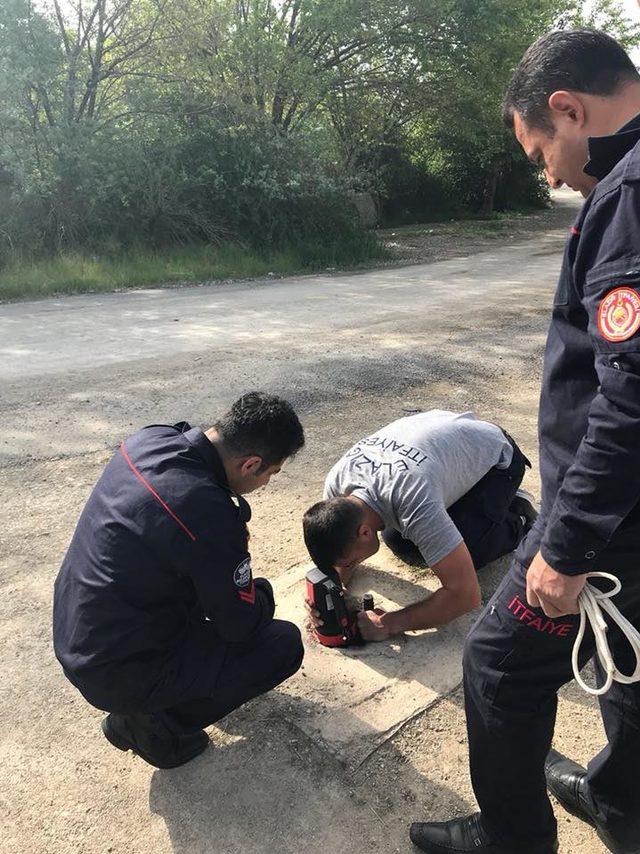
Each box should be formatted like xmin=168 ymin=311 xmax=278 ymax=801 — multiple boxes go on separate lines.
xmin=1 ymin=196 xmax=574 ymax=464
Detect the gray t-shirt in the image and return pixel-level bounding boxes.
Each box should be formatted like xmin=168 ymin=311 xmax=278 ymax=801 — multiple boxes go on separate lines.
xmin=323 ymin=410 xmax=513 ymax=567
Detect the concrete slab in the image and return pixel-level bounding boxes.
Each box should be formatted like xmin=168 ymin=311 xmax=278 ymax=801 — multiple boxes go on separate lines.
xmin=272 ymin=553 xmax=508 ymax=766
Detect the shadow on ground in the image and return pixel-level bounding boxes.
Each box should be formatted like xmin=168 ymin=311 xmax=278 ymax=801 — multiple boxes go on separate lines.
xmin=148 ymin=699 xmax=471 ymax=854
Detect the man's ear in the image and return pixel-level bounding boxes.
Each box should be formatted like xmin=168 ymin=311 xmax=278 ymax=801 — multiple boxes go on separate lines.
xmin=239 ymin=455 xmax=263 ymax=476
xmin=356 ymin=523 xmax=372 ymax=541
xmin=548 ymin=90 xmax=586 ymax=126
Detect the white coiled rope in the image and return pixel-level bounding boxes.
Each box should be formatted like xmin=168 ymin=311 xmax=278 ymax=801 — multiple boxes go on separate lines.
xmin=572 ymin=572 xmax=640 ymax=696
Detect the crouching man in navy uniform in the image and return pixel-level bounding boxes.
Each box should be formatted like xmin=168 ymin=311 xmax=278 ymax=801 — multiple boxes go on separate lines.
xmin=53 ymin=392 xmax=305 ymax=769
xmin=410 ymin=31 xmax=640 ymax=854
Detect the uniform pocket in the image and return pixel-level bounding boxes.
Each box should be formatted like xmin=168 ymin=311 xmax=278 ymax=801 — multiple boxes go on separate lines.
xmin=553 ymin=276 xmax=571 ymax=307
xmin=466 ymin=558 xmax=578 ymax=717
xmin=553 ymin=227 xmax=581 ymax=306
xmin=475 ymin=604 xmax=537 ymax=709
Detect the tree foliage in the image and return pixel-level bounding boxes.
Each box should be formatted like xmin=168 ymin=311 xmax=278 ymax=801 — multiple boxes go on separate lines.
xmin=0 ymin=0 xmax=638 ymax=261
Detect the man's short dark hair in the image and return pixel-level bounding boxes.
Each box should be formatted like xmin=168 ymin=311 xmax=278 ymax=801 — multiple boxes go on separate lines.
xmin=215 ymin=391 xmax=304 ymax=467
xmin=504 ymin=29 xmax=640 ymax=131
xmin=303 ymin=497 xmax=363 ymax=571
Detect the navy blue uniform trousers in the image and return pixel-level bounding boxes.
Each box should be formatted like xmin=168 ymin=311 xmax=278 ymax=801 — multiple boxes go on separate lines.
xmin=166 ymin=618 xmax=303 ymax=730
xmin=464 ymin=558 xmax=640 ymax=849
xmin=75 ymin=617 xmax=304 ymax=729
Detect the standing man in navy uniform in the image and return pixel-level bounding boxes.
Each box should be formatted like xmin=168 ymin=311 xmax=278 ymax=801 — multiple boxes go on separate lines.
xmin=54 ymin=392 xmax=305 ymax=769
xmin=410 ymin=31 xmax=640 ymax=854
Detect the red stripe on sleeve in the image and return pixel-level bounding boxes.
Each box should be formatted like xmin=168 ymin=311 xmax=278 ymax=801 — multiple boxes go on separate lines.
xmin=120 ymin=442 xmax=197 ymax=542
xmin=238 ymin=581 xmax=256 ymax=605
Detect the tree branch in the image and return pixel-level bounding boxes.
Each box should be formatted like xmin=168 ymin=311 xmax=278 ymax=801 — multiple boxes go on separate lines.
xmin=51 ymin=0 xmax=72 ymax=56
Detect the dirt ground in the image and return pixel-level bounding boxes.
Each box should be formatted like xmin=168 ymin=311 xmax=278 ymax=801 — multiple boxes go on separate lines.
xmin=377 ymin=200 xmax=580 ymax=267
xmin=0 ymin=189 xmax=611 ymax=853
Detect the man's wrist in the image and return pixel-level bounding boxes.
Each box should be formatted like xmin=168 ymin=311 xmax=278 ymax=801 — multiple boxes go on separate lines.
xmin=380 ymin=609 xmax=403 ymax=636
xmin=538 ymin=545 xmax=594 ymax=578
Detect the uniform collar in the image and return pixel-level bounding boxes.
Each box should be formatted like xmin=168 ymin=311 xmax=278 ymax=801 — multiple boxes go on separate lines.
xmin=175 ymin=422 xmax=229 ymax=487
xmin=176 ymin=422 xmax=252 ymax=521
xmin=584 ymin=113 xmax=640 ymax=180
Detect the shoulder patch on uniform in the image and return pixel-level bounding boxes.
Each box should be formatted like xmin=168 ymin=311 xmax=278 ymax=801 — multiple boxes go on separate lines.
xmin=598 ymin=287 xmax=640 ymax=342
xmin=233 ymin=558 xmax=252 ymax=588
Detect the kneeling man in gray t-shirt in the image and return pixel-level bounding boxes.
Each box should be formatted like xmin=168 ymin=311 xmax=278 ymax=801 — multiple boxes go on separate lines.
xmin=303 ymin=410 xmax=536 ymax=641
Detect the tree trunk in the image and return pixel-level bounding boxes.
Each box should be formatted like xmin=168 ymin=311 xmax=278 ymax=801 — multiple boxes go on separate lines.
xmin=480 ymin=166 xmax=498 ymax=216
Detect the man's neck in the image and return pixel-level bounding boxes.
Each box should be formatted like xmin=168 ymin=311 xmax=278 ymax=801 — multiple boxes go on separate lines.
xmin=348 ymin=495 xmax=384 ymax=530
xmin=587 ymin=83 xmax=640 ymax=138
xmin=204 ymin=427 xmax=219 ymax=445
xmin=204 ymin=429 xmax=234 ymax=483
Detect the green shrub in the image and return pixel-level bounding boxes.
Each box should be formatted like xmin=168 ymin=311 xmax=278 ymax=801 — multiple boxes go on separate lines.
xmin=0 ymin=119 xmax=366 ymax=265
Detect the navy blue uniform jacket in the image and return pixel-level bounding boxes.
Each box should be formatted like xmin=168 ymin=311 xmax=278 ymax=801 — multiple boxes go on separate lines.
xmin=53 ymin=423 xmax=275 ymax=712
xmin=518 ymin=116 xmax=640 ymax=576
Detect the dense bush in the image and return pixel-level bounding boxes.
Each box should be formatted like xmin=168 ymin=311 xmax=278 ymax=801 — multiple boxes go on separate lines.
xmin=0 ymin=119 xmax=364 ymax=264
xmin=374 ymin=147 xmax=461 ymax=225
xmin=375 ymin=143 xmax=547 ymax=226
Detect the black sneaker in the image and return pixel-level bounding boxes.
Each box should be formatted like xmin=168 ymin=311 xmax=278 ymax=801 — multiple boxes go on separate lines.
xmin=510 ymin=488 xmax=538 ymax=532
xmin=409 ymin=813 xmax=557 ymax=853
xmin=102 ymin=711 xmax=209 ymax=769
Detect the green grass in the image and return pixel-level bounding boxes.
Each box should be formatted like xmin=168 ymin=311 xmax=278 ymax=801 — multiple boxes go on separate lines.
xmin=0 ymin=235 xmax=386 ymax=301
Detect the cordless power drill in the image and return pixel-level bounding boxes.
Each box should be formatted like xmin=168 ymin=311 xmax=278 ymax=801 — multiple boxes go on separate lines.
xmin=305 ymin=566 xmax=374 ymax=647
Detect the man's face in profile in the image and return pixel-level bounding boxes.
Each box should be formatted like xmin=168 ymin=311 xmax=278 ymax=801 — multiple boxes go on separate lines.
xmin=335 ymin=532 xmax=381 ymax=575
xmin=513 ymin=110 xmax=597 ymax=198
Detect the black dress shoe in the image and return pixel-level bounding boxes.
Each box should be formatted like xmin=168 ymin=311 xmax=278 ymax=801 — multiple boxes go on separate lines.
xmin=545 ymin=749 xmax=640 ymax=854
xmin=409 ymin=813 xmax=558 ymax=853
xmin=102 ymin=711 xmax=209 ymax=769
